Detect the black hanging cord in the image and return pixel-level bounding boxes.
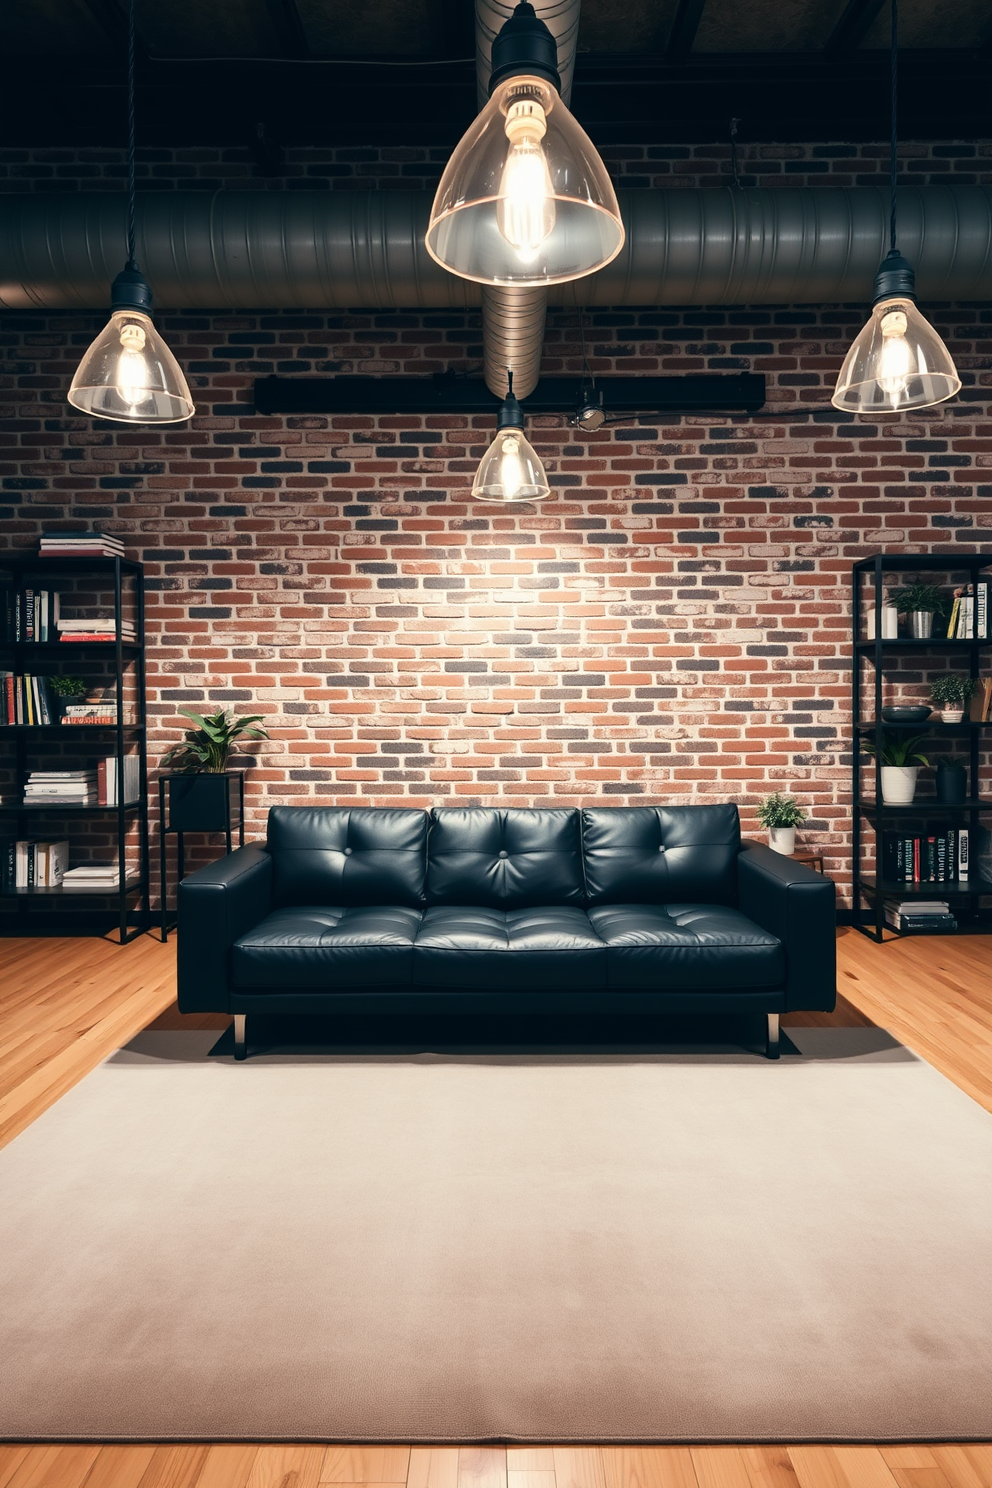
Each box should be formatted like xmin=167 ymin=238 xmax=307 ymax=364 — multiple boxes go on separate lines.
xmin=889 ymin=0 xmax=898 ymax=253
xmin=126 ymin=0 xmax=137 ymax=270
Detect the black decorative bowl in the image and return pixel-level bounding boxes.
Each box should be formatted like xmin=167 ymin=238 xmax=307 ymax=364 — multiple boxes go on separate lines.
xmin=881 ymin=705 xmax=932 ymax=723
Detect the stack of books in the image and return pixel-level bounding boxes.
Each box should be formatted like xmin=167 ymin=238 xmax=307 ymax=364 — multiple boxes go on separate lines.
xmin=882 ymin=827 xmax=969 ymax=884
xmin=1 ymin=838 xmax=70 ymax=889
xmin=23 ymin=769 xmax=97 ymax=806
xmin=1 ymin=587 xmax=61 ymax=642
xmin=61 ymin=698 xmax=121 ymax=726
xmin=58 ymin=616 xmax=136 ymax=644
xmin=61 ymin=862 xmax=124 ymax=891
xmin=39 ymin=532 xmax=126 ymax=560
xmin=884 ymin=899 xmax=958 ymax=933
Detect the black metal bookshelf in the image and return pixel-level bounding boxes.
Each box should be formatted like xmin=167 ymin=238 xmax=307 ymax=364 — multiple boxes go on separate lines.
xmin=0 ymin=554 xmax=150 ymax=942
xmin=852 ymin=552 xmax=992 ymax=943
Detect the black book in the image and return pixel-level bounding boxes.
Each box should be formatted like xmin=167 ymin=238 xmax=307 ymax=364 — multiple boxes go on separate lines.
xmin=936 ymin=834 xmax=947 ymax=883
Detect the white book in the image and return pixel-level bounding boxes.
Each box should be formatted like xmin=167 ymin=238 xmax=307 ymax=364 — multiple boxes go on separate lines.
xmin=958 ymin=828 xmax=969 ymax=880
xmin=63 ymin=863 xmax=120 ymax=877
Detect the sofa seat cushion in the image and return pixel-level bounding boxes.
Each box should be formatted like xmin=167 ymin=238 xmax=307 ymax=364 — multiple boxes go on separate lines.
xmin=232 ymin=906 xmax=423 ymax=989
xmin=587 ymin=904 xmax=784 ymax=990
xmin=413 ymin=905 xmax=606 ymax=990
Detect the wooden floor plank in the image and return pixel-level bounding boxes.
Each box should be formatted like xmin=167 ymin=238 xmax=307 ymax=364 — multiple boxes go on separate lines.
xmin=788 ymin=1446 xmax=900 ymax=1488
xmin=553 ymin=1450 xmax=608 ymax=1488
xmin=602 ymin=1448 xmax=696 ymax=1488
xmin=408 ymin=1450 xmax=461 ymax=1488
xmin=247 ymin=1446 xmax=325 ymax=1488
xmin=690 ymin=1447 xmax=752 ymax=1488
xmin=79 ymin=1447 xmax=159 ymax=1488
xmin=880 ymin=1445 xmax=959 ymax=1488
xmin=136 ymin=1445 xmax=210 ymax=1488
xmin=193 ymin=1444 xmax=261 ymax=1488
xmin=506 ymin=1456 xmax=556 ymax=1476
xmin=740 ymin=1449 xmax=801 ymax=1488
xmin=320 ymin=1450 xmax=412 ymax=1485
xmin=457 ymin=1450 xmax=507 ymax=1488
xmin=5 ymin=1445 xmax=101 ymax=1488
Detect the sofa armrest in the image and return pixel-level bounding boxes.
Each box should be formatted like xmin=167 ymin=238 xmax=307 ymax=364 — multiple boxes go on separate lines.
xmin=737 ymin=842 xmax=836 ymax=1012
xmin=177 ymin=845 xmax=273 ymax=1013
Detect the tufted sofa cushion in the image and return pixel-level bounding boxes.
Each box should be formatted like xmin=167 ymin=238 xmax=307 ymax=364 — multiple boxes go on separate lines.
xmin=413 ymin=904 xmax=605 ymax=989
xmin=426 ymin=807 xmax=585 ymax=908
xmin=267 ymin=806 xmax=428 ymax=909
xmin=587 ymin=903 xmax=784 ymax=989
xmin=582 ymin=805 xmax=740 ymax=905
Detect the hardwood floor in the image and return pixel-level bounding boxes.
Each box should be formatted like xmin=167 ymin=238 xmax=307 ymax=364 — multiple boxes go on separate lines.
xmin=0 ymin=926 xmax=990 ymax=1486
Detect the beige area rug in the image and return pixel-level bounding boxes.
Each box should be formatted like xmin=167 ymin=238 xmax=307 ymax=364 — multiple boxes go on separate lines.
xmin=1 ymin=1027 xmax=992 ymax=1443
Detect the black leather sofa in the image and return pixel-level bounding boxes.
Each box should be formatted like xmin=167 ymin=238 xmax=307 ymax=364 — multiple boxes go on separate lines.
xmin=177 ymin=803 xmax=836 ymax=1059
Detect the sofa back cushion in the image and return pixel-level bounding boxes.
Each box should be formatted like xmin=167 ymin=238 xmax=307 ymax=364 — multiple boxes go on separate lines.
xmin=582 ymin=804 xmax=740 ymax=905
xmin=267 ymin=806 xmax=428 ymax=908
xmin=427 ymin=808 xmax=585 ymax=908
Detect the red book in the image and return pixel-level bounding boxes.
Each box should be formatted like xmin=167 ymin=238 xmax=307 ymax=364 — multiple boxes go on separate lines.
xmin=97 ymin=759 xmax=108 ymax=806
xmin=913 ymin=837 xmax=920 ymax=883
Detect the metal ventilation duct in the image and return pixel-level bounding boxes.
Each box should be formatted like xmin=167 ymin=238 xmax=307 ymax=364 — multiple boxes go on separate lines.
xmin=3 ymin=187 xmax=991 ymax=312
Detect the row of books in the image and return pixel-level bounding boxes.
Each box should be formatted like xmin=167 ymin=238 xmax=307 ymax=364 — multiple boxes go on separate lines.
xmin=881 ymin=828 xmax=970 ymax=884
xmin=0 ymin=674 xmax=124 ymax=727
xmin=948 ymin=582 xmax=990 ymax=640
xmin=22 ymin=759 xmax=140 ymax=807
xmin=1 ymin=588 xmax=135 ymax=645
xmin=0 ymin=840 xmax=123 ymax=891
xmin=38 ymin=531 xmax=126 ymax=559
xmin=2 ymin=837 xmax=69 ymax=889
xmin=884 ymin=899 xmax=959 ymax=933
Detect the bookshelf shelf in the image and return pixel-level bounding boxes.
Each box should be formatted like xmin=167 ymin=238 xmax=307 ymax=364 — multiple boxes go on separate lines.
xmin=852 ymin=552 xmax=992 ymax=944
xmin=0 ymin=550 xmax=149 ymax=941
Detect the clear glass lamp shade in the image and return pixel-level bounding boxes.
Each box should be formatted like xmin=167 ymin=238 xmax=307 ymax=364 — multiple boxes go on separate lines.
xmin=68 ymin=310 xmax=195 ymax=423
xmin=472 ymin=426 xmax=551 ymax=502
xmin=831 ymin=296 xmax=961 ymax=414
xmin=426 ymin=76 xmax=625 ymax=287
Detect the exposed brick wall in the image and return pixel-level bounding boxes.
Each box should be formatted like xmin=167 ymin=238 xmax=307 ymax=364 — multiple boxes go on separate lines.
xmin=2 ymin=145 xmax=991 ymax=909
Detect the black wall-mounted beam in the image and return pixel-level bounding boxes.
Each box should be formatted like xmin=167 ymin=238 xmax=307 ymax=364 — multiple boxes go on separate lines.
xmin=667 ymin=0 xmax=708 ymax=63
xmin=825 ymin=0 xmax=887 ymax=53
xmin=254 ymin=374 xmax=766 ymax=417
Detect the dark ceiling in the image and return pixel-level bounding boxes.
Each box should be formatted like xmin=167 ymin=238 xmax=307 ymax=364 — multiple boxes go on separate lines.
xmin=3 ymin=0 xmax=989 ymax=149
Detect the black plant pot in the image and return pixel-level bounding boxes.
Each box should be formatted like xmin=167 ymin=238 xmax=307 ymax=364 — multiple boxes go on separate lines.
xmin=166 ymin=772 xmax=237 ymax=832
xmin=935 ymin=763 xmax=967 ymax=805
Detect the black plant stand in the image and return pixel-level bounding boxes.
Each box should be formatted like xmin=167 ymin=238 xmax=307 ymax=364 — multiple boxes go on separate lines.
xmin=158 ymin=772 xmax=244 ymax=942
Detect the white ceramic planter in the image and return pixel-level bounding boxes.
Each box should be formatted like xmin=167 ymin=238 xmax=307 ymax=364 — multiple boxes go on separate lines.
xmin=769 ymin=826 xmax=796 ymax=855
xmin=880 ymin=765 xmax=919 ymax=805
xmin=940 ymin=707 xmax=965 ymax=724
xmin=865 ymin=604 xmax=899 ymax=640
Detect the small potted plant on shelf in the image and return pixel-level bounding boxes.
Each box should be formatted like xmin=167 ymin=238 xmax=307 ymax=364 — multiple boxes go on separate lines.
xmin=161 ymin=708 xmax=268 ymax=832
xmin=861 ymin=732 xmax=930 ymax=805
xmin=46 ymin=674 xmax=88 ymax=721
xmin=929 ymin=673 xmax=978 ymax=724
xmin=934 ymin=755 xmax=968 ymax=805
xmin=756 ymin=792 xmax=807 ymax=856
xmin=890 ymin=580 xmax=947 ymax=639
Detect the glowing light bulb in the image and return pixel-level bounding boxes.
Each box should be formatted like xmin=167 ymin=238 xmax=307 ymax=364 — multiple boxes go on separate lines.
xmin=496 ymin=96 xmax=556 ymax=264
xmin=496 ymin=432 xmax=525 ymax=499
xmin=116 ymin=320 xmax=149 ymax=415
xmin=876 ymin=308 xmax=913 ymax=406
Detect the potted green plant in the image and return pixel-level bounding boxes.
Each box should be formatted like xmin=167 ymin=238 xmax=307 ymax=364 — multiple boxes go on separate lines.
xmin=46 ymin=674 xmax=88 ymax=720
xmin=161 ymin=708 xmax=268 ymax=832
xmin=861 ymin=732 xmax=930 ymax=805
xmin=755 ymin=792 xmax=807 ymax=856
xmin=890 ymin=580 xmax=947 ymax=640
xmin=929 ymin=673 xmax=978 ymax=724
xmin=934 ymin=755 xmax=968 ymax=805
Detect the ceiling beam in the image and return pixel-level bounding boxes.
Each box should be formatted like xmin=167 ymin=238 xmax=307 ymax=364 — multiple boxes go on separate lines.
xmin=263 ymin=0 xmax=310 ymax=57
xmin=825 ymin=0 xmax=888 ymax=54
xmin=667 ymin=0 xmax=708 ymax=63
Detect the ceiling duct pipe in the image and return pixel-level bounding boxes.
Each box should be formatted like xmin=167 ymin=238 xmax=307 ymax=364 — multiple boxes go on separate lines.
xmin=3 ymin=188 xmax=992 ymax=310
xmin=473 ymin=0 xmax=582 ymax=400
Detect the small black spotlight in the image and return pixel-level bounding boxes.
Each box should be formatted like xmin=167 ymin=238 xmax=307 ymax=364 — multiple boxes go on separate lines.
xmin=571 ymin=387 xmax=605 ymax=430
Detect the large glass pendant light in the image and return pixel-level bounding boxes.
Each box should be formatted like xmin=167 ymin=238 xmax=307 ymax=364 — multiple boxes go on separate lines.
xmin=472 ymin=373 xmax=551 ymax=502
xmin=426 ymin=2 xmax=624 ymax=287
xmin=68 ymin=0 xmax=194 ymax=424
xmin=831 ymin=0 xmax=959 ymax=415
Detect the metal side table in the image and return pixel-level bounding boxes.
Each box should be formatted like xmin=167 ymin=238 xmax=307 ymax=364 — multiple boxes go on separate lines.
xmin=158 ymin=772 xmax=245 ymax=942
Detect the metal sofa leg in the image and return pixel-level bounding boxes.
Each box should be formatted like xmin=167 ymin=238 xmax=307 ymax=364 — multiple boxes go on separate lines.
xmin=766 ymin=1012 xmax=780 ymax=1060
xmin=233 ymin=1013 xmax=247 ymax=1061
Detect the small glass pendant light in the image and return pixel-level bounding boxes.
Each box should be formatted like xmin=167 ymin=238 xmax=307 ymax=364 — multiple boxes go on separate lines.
xmin=426 ymin=2 xmax=624 ymax=288
xmin=831 ymin=0 xmax=959 ymax=415
xmin=67 ymin=0 xmax=194 ymax=424
xmin=472 ymin=373 xmax=551 ymax=502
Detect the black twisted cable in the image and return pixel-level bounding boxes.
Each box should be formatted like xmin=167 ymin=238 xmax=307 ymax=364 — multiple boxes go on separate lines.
xmin=126 ymin=0 xmax=137 ymax=269
xmin=889 ymin=0 xmax=898 ymax=253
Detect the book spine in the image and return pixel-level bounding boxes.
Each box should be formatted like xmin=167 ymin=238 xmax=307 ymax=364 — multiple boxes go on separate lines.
xmin=979 ymin=581 xmax=988 ymax=640
xmin=14 ymin=590 xmax=22 ymax=643
xmin=958 ymin=828 xmax=969 ymax=880
xmin=26 ymin=843 xmax=35 ymax=888
xmin=38 ymin=590 xmax=48 ymax=644
xmin=913 ymin=836 xmax=920 ymax=884
xmin=926 ymin=835 xmax=936 ymax=884
xmin=24 ymin=589 xmax=35 ymax=643
xmin=936 ymin=834 xmax=947 ymax=883
xmin=97 ymin=758 xmax=108 ymax=807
